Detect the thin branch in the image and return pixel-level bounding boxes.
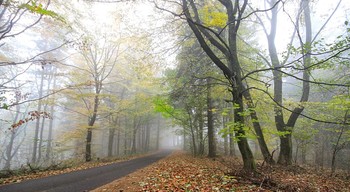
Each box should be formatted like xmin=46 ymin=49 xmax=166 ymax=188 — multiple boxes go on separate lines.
xmin=0 ymin=40 xmax=72 ymax=67
xmin=245 ymin=87 xmax=350 ymax=125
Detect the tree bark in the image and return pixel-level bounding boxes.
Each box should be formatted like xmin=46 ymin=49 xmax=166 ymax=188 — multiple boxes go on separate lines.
xmin=4 ymin=100 xmax=21 ymax=170
xmin=32 ymin=70 xmax=45 ymax=164
xmin=243 ymin=91 xmax=275 ymax=164
xmin=207 ymin=78 xmax=216 ymax=158
xmin=85 ymin=94 xmax=99 ymax=162
xmin=198 ymin=105 xmax=205 ymax=155
xmin=108 ymin=126 xmax=116 ymax=157
xmin=108 ymin=117 xmax=118 ymax=157
xmin=131 ymin=126 xmax=137 ymax=154
xmin=182 ymin=0 xmax=256 ymax=171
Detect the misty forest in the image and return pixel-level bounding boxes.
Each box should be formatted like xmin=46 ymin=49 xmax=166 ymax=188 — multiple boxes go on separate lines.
xmin=0 ymin=0 xmax=350 ymax=191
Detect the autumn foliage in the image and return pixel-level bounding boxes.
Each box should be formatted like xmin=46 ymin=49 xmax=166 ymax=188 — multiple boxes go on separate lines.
xmin=10 ymin=111 xmax=52 ymax=130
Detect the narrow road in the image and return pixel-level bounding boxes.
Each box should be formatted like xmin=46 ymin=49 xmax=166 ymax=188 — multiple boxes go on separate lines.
xmin=0 ymin=150 xmax=172 ymax=192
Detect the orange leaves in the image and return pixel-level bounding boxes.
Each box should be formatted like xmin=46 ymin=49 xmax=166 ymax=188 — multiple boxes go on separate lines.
xmin=10 ymin=111 xmax=52 ymax=130
xmin=139 ymin=151 xmax=241 ymax=191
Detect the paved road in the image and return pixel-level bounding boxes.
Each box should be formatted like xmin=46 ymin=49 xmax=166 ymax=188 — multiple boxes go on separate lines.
xmin=0 ymin=150 xmax=172 ymax=192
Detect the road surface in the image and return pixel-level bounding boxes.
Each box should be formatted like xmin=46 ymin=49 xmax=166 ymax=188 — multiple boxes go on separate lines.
xmin=0 ymin=150 xmax=172 ymax=192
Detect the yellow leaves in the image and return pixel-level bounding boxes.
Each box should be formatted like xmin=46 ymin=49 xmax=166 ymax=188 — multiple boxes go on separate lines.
xmin=200 ymin=6 xmax=228 ymax=28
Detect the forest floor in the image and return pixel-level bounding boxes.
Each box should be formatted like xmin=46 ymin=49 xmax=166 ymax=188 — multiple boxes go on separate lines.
xmin=93 ymin=150 xmax=350 ymax=192
xmin=1 ymin=150 xmax=349 ymax=191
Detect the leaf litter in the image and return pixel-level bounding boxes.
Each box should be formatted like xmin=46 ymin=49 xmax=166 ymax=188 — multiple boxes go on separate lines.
xmin=93 ymin=150 xmax=350 ymax=192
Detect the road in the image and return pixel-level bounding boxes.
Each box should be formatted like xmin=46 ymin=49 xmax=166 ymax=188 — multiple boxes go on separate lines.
xmin=0 ymin=150 xmax=172 ymax=192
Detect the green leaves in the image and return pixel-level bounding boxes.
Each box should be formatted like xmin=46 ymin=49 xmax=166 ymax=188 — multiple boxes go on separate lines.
xmin=153 ymin=96 xmax=176 ymax=118
xmin=1 ymin=103 xmax=9 ymax=110
xmin=19 ymin=1 xmax=65 ymax=23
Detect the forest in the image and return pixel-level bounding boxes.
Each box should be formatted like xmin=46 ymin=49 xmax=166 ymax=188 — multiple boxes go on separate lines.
xmin=0 ymin=0 xmax=349 ymax=191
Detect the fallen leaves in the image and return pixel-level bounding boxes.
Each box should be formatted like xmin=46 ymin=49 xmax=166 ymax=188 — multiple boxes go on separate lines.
xmin=93 ymin=150 xmax=350 ymax=192
xmin=2 ymin=150 xmax=350 ymax=192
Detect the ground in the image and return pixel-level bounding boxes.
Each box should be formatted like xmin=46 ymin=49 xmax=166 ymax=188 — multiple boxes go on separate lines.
xmin=92 ymin=151 xmax=350 ymax=192
xmin=1 ymin=150 xmax=349 ymax=191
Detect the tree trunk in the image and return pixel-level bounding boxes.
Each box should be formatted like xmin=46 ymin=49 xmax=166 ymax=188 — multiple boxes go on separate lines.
xmin=131 ymin=116 xmax=139 ymax=154
xmin=45 ymin=68 xmax=57 ymax=161
xmin=188 ymin=108 xmax=197 ymax=155
xmin=156 ymin=115 xmax=160 ymax=150
xmin=207 ymin=78 xmax=216 ymax=158
xmin=45 ymin=100 xmax=55 ymax=161
xmin=198 ymin=106 xmax=205 ymax=155
xmin=124 ymin=121 xmax=128 ymax=155
xmin=116 ymin=127 xmax=120 ymax=156
xmin=315 ymin=130 xmax=327 ymax=170
xmin=278 ymin=135 xmax=293 ymax=165
xmin=131 ymin=128 xmax=137 ymax=154
xmin=301 ymin=146 xmax=306 ymax=164
xmin=223 ymin=115 xmax=229 ymax=156
xmin=85 ymin=94 xmax=99 ymax=162
xmin=228 ymin=107 xmax=235 ymax=156
xmin=233 ymin=91 xmax=256 ymax=171
xmin=4 ymin=103 xmax=20 ymax=170
xmin=243 ymin=91 xmax=274 ymax=164
xmin=85 ymin=127 xmax=93 ymax=161
xmin=182 ymin=0 xmax=255 ymax=172
xmin=108 ymin=117 xmax=117 ymax=157
xmin=37 ymin=112 xmax=47 ymax=162
xmin=4 ymin=132 xmax=16 ymax=170
xmin=32 ymin=70 xmax=45 ymax=164
xmin=264 ymin=0 xmax=312 ymax=165
xmin=108 ymin=127 xmax=116 ymax=157
xmin=145 ymin=122 xmax=150 ymax=151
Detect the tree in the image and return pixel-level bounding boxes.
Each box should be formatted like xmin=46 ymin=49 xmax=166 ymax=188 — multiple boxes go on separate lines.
xmin=180 ymin=0 xmax=258 ymax=171
xmin=248 ymin=0 xmax=347 ymax=165
xmin=67 ymin=38 xmax=119 ymax=162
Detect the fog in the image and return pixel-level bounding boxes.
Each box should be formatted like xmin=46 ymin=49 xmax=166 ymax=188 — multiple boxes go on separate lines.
xmin=0 ymin=0 xmax=349 ymax=175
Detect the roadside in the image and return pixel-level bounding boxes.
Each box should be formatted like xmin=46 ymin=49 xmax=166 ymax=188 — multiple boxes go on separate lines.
xmin=93 ymin=151 xmax=350 ymax=192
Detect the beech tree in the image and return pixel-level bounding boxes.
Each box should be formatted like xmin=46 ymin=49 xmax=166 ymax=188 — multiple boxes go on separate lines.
xmin=179 ymin=0 xmax=260 ymax=171
xmin=65 ymin=38 xmax=119 ymax=162
xmin=246 ymin=0 xmax=349 ymax=165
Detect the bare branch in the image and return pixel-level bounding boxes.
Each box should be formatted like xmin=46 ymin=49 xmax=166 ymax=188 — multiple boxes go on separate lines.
xmin=245 ymin=87 xmax=350 ymax=125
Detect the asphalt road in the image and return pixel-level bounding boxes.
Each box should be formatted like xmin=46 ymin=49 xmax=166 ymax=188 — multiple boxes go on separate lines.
xmin=0 ymin=150 xmax=172 ymax=192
